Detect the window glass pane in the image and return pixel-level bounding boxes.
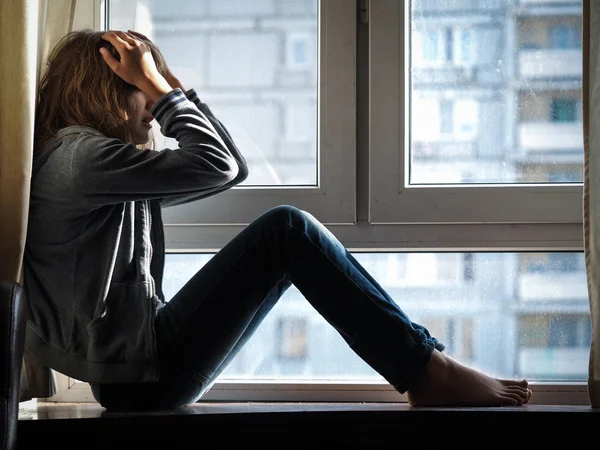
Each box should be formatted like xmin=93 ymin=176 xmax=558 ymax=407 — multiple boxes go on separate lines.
xmin=409 ymin=0 xmax=583 ymax=184
xmin=109 ymin=0 xmax=319 ymax=186
xmin=164 ymin=251 xmax=590 ymax=382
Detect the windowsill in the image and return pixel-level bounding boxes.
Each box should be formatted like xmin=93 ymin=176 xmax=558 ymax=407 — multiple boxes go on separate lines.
xmin=17 ymin=401 xmax=600 ymax=448
xmin=19 ymin=399 xmax=596 ymax=420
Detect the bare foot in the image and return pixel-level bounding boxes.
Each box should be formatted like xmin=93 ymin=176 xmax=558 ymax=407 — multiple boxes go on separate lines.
xmin=407 ymin=349 xmax=532 ymax=407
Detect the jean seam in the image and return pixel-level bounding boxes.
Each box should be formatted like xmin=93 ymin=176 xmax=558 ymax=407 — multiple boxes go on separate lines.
xmin=188 ymin=368 xmax=210 ymax=384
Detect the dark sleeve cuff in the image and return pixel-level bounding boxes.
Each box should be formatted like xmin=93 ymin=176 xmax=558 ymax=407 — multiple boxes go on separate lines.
xmin=185 ymin=89 xmax=202 ymax=108
xmin=150 ymin=88 xmax=187 ymax=123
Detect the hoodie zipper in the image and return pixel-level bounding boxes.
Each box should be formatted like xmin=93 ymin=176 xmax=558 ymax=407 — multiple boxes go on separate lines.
xmin=149 ymin=200 xmax=166 ymax=302
xmin=147 ymin=200 xmax=155 ymax=297
xmin=147 ymin=200 xmax=160 ymax=380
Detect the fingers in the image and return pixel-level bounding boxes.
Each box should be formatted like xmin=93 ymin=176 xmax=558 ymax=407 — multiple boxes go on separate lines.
xmin=127 ymin=29 xmax=150 ymax=41
xmin=99 ymin=46 xmax=119 ymax=71
xmin=101 ymin=30 xmax=128 ymax=48
xmin=99 ymin=29 xmax=168 ymax=95
xmin=101 ymin=30 xmax=139 ymax=50
xmin=100 ymin=30 xmax=147 ymax=70
xmin=99 ymin=31 xmax=141 ymax=81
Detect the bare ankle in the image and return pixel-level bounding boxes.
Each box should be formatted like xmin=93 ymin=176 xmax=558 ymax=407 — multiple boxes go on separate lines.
xmin=407 ymin=350 xmax=530 ymax=407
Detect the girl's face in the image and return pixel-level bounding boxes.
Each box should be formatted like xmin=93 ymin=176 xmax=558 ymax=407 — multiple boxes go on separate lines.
xmin=129 ymin=90 xmax=155 ymax=145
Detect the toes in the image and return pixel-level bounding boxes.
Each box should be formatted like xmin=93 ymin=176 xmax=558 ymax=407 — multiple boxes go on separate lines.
xmin=503 ymin=386 xmax=530 ymax=406
xmin=525 ymin=389 xmax=532 ymax=403
xmin=500 ymin=379 xmax=529 ymax=389
xmin=503 ymin=393 xmax=521 ymax=406
xmin=505 ymin=386 xmax=529 ymax=400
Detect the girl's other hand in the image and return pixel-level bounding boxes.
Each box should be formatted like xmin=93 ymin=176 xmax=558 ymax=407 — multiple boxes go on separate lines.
xmin=126 ymin=29 xmax=185 ymax=91
xmin=100 ymin=30 xmax=172 ymax=101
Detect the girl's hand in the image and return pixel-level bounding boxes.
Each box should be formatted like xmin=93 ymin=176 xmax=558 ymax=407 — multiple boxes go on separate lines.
xmin=99 ymin=30 xmax=172 ymax=101
xmin=126 ymin=29 xmax=186 ymax=91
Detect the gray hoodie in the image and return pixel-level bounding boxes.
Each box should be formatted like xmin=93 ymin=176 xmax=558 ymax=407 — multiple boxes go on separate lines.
xmin=24 ymin=88 xmax=248 ymax=383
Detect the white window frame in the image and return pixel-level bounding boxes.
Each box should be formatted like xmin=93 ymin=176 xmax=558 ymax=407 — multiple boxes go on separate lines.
xmin=368 ymin=0 xmax=583 ymax=226
xmin=72 ymin=0 xmax=105 ymax=29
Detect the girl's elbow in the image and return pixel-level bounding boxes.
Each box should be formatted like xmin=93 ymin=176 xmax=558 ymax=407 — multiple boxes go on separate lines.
xmin=237 ymin=162 xmax=249 ymax=183
xmin=224 ymin=163 xmax=241 ymax=184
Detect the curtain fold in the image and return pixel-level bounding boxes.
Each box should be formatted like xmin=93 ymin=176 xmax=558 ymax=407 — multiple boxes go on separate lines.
xmin=0 ymin=0 xmax=76 ymax=402
xmin=583 ymin=0 xmax=600 ymax=409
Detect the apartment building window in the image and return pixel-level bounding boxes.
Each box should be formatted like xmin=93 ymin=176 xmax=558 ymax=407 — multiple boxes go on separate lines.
xmin=520 ymin=314 xmax=590 ymax=349
xmin=413 ymin=29 xmax=444 ymax=63
xmin=454 ymin=29 xmax=475 ymax=65
xmin=413 ymin=27 xmax=475 ymax=66
xmin=286 ymin=32 xmax=312 ymax=69
xmin=445 ymin=318 xmax=474 ymax=362
xmin=547 ymin=252 xmax=584 ymax=272
xmin=277 ymin=317 xmax=309 ymax=360
xmin=549 ymin=24 xmax=582 ymax=49
xmin=549 ymin=315 xmax=591 ymax=348
xmin=550 ymin=98 xmax=578 ymax=122
xmin=444 ymin=28 xmax=453 ymax=62
xmin=517 ymin=313 xmax=590 ymax=380
xmin=436 ymin=253 xmax=464 ymax=283
xmin=439 ymin=99 xmax=453 ymax=134
xmin=463 ymin=254 xmax=474 ymax=282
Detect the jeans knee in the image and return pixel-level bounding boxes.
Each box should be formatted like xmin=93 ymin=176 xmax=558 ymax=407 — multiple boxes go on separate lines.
xmin=264 ymin=204 xmax=306 ymax=224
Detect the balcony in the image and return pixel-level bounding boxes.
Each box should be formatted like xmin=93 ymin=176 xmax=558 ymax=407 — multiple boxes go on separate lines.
xmin=519 ymin=272 xmax=588 ymax=301
xmin=519 ymin=0 xmax=581 ymax=5
xmin=515 ymin=0 xmax=583 ymax=16
xmin=413 ymin=0 xmax=479 ymax=14
xmin=411 ymin=65 xmax=480 ymax=87
xmin=519 ymin=122 xmax=583 ymax=155
xmin=412 ymin=139 xmax=476 ymax=160
xmin=519 ymin=49 xmax=582 ymax=79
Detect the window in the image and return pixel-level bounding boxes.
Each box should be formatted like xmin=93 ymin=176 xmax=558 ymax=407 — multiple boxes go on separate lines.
xmin=549 ymin=25 xmax=582 ymax=50
xmin=165 ymin=251 xmax=589 ymax=386
xmin=518 ymin=314 xmax=591 ymax=380
xmin=286 ymin=32 xmax=313 ymax=69
xmin=370 ymin=0 xmax=583 ymax=223
xmin=439 ymin=99 xmax=453 ymax=134
xmin=412 ymin=27 xmax=476 ymax=67
xmin=108 ymin=0 xmax=356 ymax=229
xmin=413 ymin=29 xmax=444 ymax=64
xmin=550 ymin=98 xmax=577 ymax=122
xmin=454 ymin=28 xmax=475 ymax=66
xmin=277 ymin=317 xmax=309 ymax=361
xmin=53 ymin=0 xmax=588 ymax=406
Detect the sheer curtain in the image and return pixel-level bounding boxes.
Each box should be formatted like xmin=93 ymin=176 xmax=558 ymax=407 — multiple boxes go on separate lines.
xmin=583 ymin=0 xmax=600 ymax=409
xmin=0 ymin=0 xmax=77 ymax=401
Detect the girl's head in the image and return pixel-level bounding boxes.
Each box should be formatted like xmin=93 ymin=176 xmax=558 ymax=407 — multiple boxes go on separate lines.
xmin=35 ymin=29 xmax=168 ymax=151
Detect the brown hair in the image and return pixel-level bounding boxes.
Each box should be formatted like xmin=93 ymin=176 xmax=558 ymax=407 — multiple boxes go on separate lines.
xmin=34 ymin=29 xmax=168 ymax=152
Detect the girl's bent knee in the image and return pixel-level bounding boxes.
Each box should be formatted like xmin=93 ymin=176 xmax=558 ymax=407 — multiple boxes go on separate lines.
xmin=263 ymin=204 xmax=306 ymax=222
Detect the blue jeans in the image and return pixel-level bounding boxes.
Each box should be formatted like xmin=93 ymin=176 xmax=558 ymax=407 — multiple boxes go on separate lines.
xmin=92 ymin=205 xmax=444 ymax=410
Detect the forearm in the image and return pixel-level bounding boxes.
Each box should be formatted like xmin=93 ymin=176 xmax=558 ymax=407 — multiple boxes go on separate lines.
xmin=185 ymin=89 xmax=249 ymax=183
xmin=166 ymin=73 xmax=186 ymax=93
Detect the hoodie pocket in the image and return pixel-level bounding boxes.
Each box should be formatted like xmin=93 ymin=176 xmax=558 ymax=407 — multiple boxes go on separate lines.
xmin=86 ymin=281 xmax=155 ymax=363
